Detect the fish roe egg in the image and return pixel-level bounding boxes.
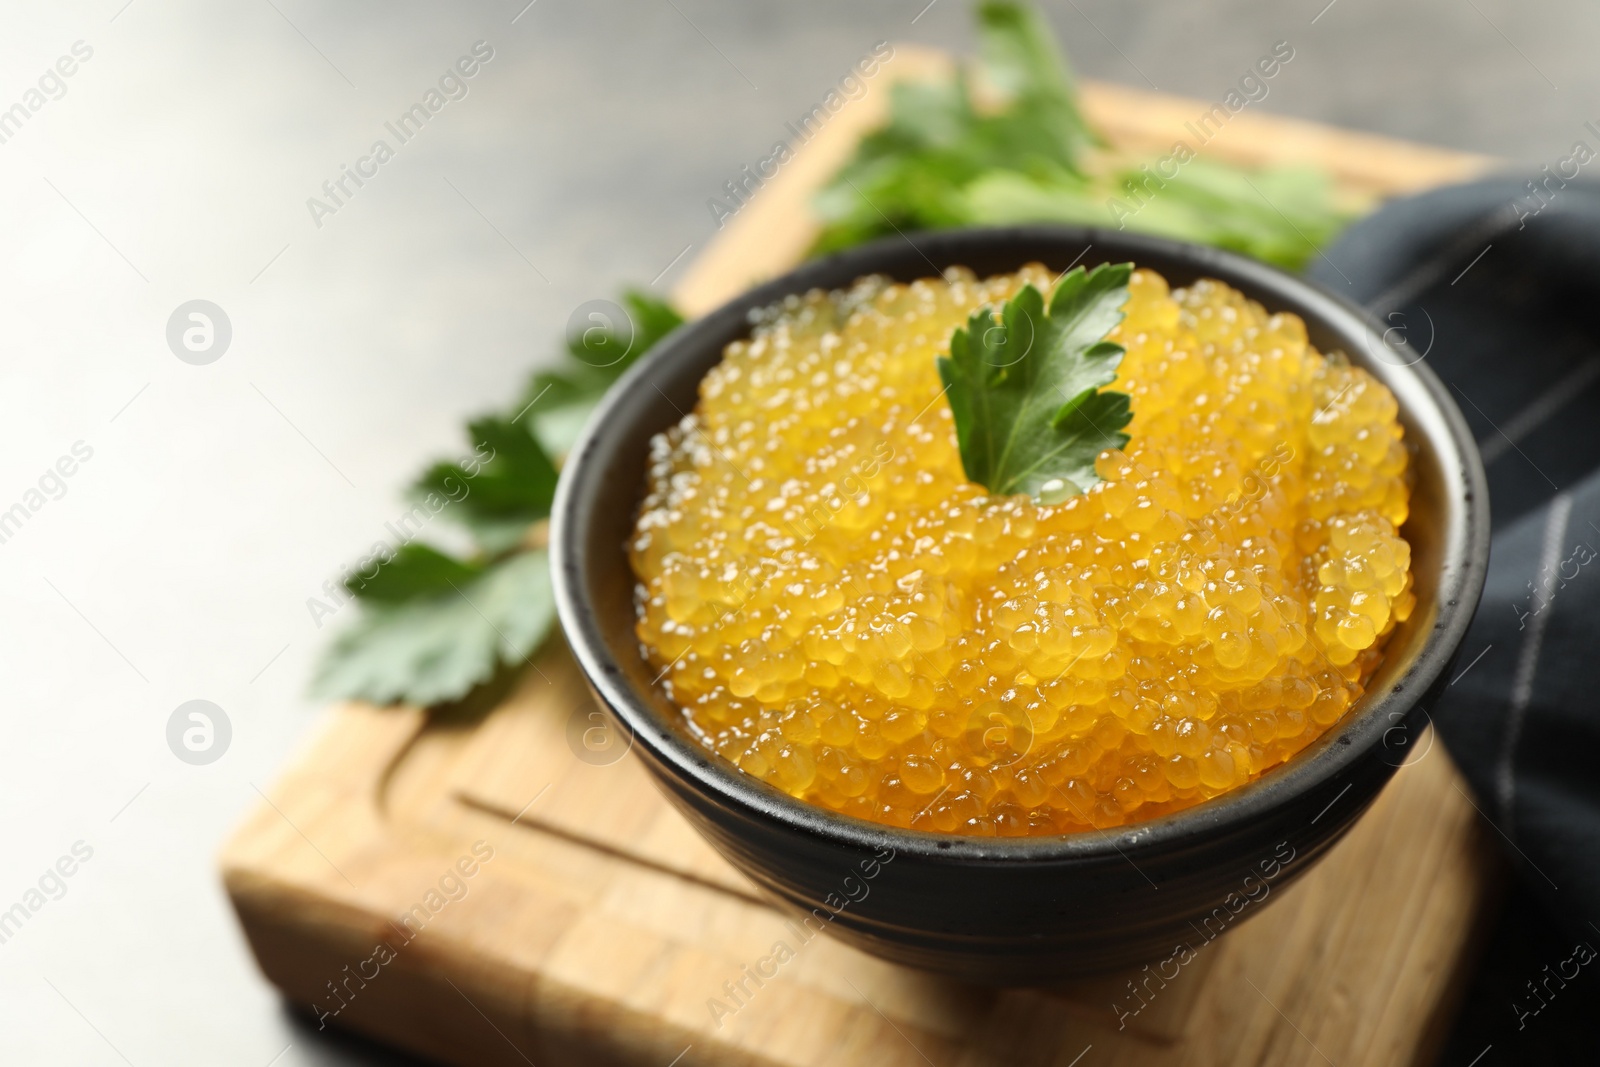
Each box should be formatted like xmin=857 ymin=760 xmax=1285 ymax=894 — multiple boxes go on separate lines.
xmin=629 ymin=265 xmax=1414 ymax=836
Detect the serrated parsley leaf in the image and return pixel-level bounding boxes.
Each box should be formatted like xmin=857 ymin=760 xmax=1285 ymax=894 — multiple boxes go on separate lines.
xmin=937 ymin=262 xmax=1134 ymax=500
xmin=312 ymin=551 xmax=556 ymax=708
xmin=411 ymin=414 xmax=558 ymax=553
xmin=345 ymin=543 xmax=485 ymax=604
xmin=516 ymin=289 xmax=686 ymax=442
xmin=810 ymin=1 xmax=1351 ymax=269
xmin=313 ymin=286 xmax=683 ymax=710
xmin=811 ymin=1 xmax=1098 ymax=255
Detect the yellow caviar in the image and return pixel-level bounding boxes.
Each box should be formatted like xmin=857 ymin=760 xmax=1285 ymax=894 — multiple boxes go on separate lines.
xmin=629 ymin=265 xmax=1414 ymax=836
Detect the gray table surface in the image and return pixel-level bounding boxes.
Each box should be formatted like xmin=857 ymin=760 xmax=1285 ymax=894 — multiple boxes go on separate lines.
xmin=1 ymin=1 xmax=1589 ymax=1063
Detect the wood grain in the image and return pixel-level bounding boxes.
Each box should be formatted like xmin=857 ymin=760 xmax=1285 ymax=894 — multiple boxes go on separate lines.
xmin=223 ymin=645 xmax=1496 ymax=1066
xmin=223 ymin=44 xmax=1501 ymax=1067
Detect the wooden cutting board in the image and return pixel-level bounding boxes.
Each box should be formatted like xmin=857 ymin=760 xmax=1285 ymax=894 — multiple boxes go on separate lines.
xmin=222 ymin=46 xmax=1500 ymax=1067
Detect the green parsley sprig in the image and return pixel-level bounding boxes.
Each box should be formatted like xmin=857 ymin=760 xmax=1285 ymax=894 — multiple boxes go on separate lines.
xmin=938 ymin=262 xmax=1133 ymax=501
xmin=310 ymin=291 xmax=682 ymax=708
xmin=812 ymin=2 xmax=1350 ymax=270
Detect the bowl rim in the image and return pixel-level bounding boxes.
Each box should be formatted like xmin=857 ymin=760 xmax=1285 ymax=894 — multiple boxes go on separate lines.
xmin=551 ymin=224 xmax=1491 ymax=864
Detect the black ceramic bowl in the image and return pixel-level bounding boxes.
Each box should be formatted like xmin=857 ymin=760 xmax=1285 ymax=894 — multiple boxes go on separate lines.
xmin=551 ymin=226 xmax=1489 ymax=984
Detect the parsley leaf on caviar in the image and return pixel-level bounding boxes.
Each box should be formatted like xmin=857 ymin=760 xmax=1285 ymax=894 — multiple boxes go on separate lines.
xmin=311 ymin=291 xmax=679 ymax=709
xmin=938 ymin=262 xmax=1133 ymax=500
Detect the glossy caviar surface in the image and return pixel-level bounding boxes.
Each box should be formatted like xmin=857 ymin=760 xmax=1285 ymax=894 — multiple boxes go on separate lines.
xmin=628 ymin=265 xmax=1414 ymax=836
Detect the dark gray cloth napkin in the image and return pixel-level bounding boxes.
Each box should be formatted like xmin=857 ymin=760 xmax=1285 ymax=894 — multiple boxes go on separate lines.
xmin=1310 ymin=177 xmax=1600 ymax=942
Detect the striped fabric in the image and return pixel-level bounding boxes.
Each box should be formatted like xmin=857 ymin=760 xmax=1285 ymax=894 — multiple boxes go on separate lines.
xmin=1311 ymin=177 xmax=1600 ymax=932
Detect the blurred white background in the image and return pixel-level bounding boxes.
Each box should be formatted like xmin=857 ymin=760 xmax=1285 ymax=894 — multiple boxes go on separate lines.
xmin=0 ymin=0 xmax=1591 ymax=1062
